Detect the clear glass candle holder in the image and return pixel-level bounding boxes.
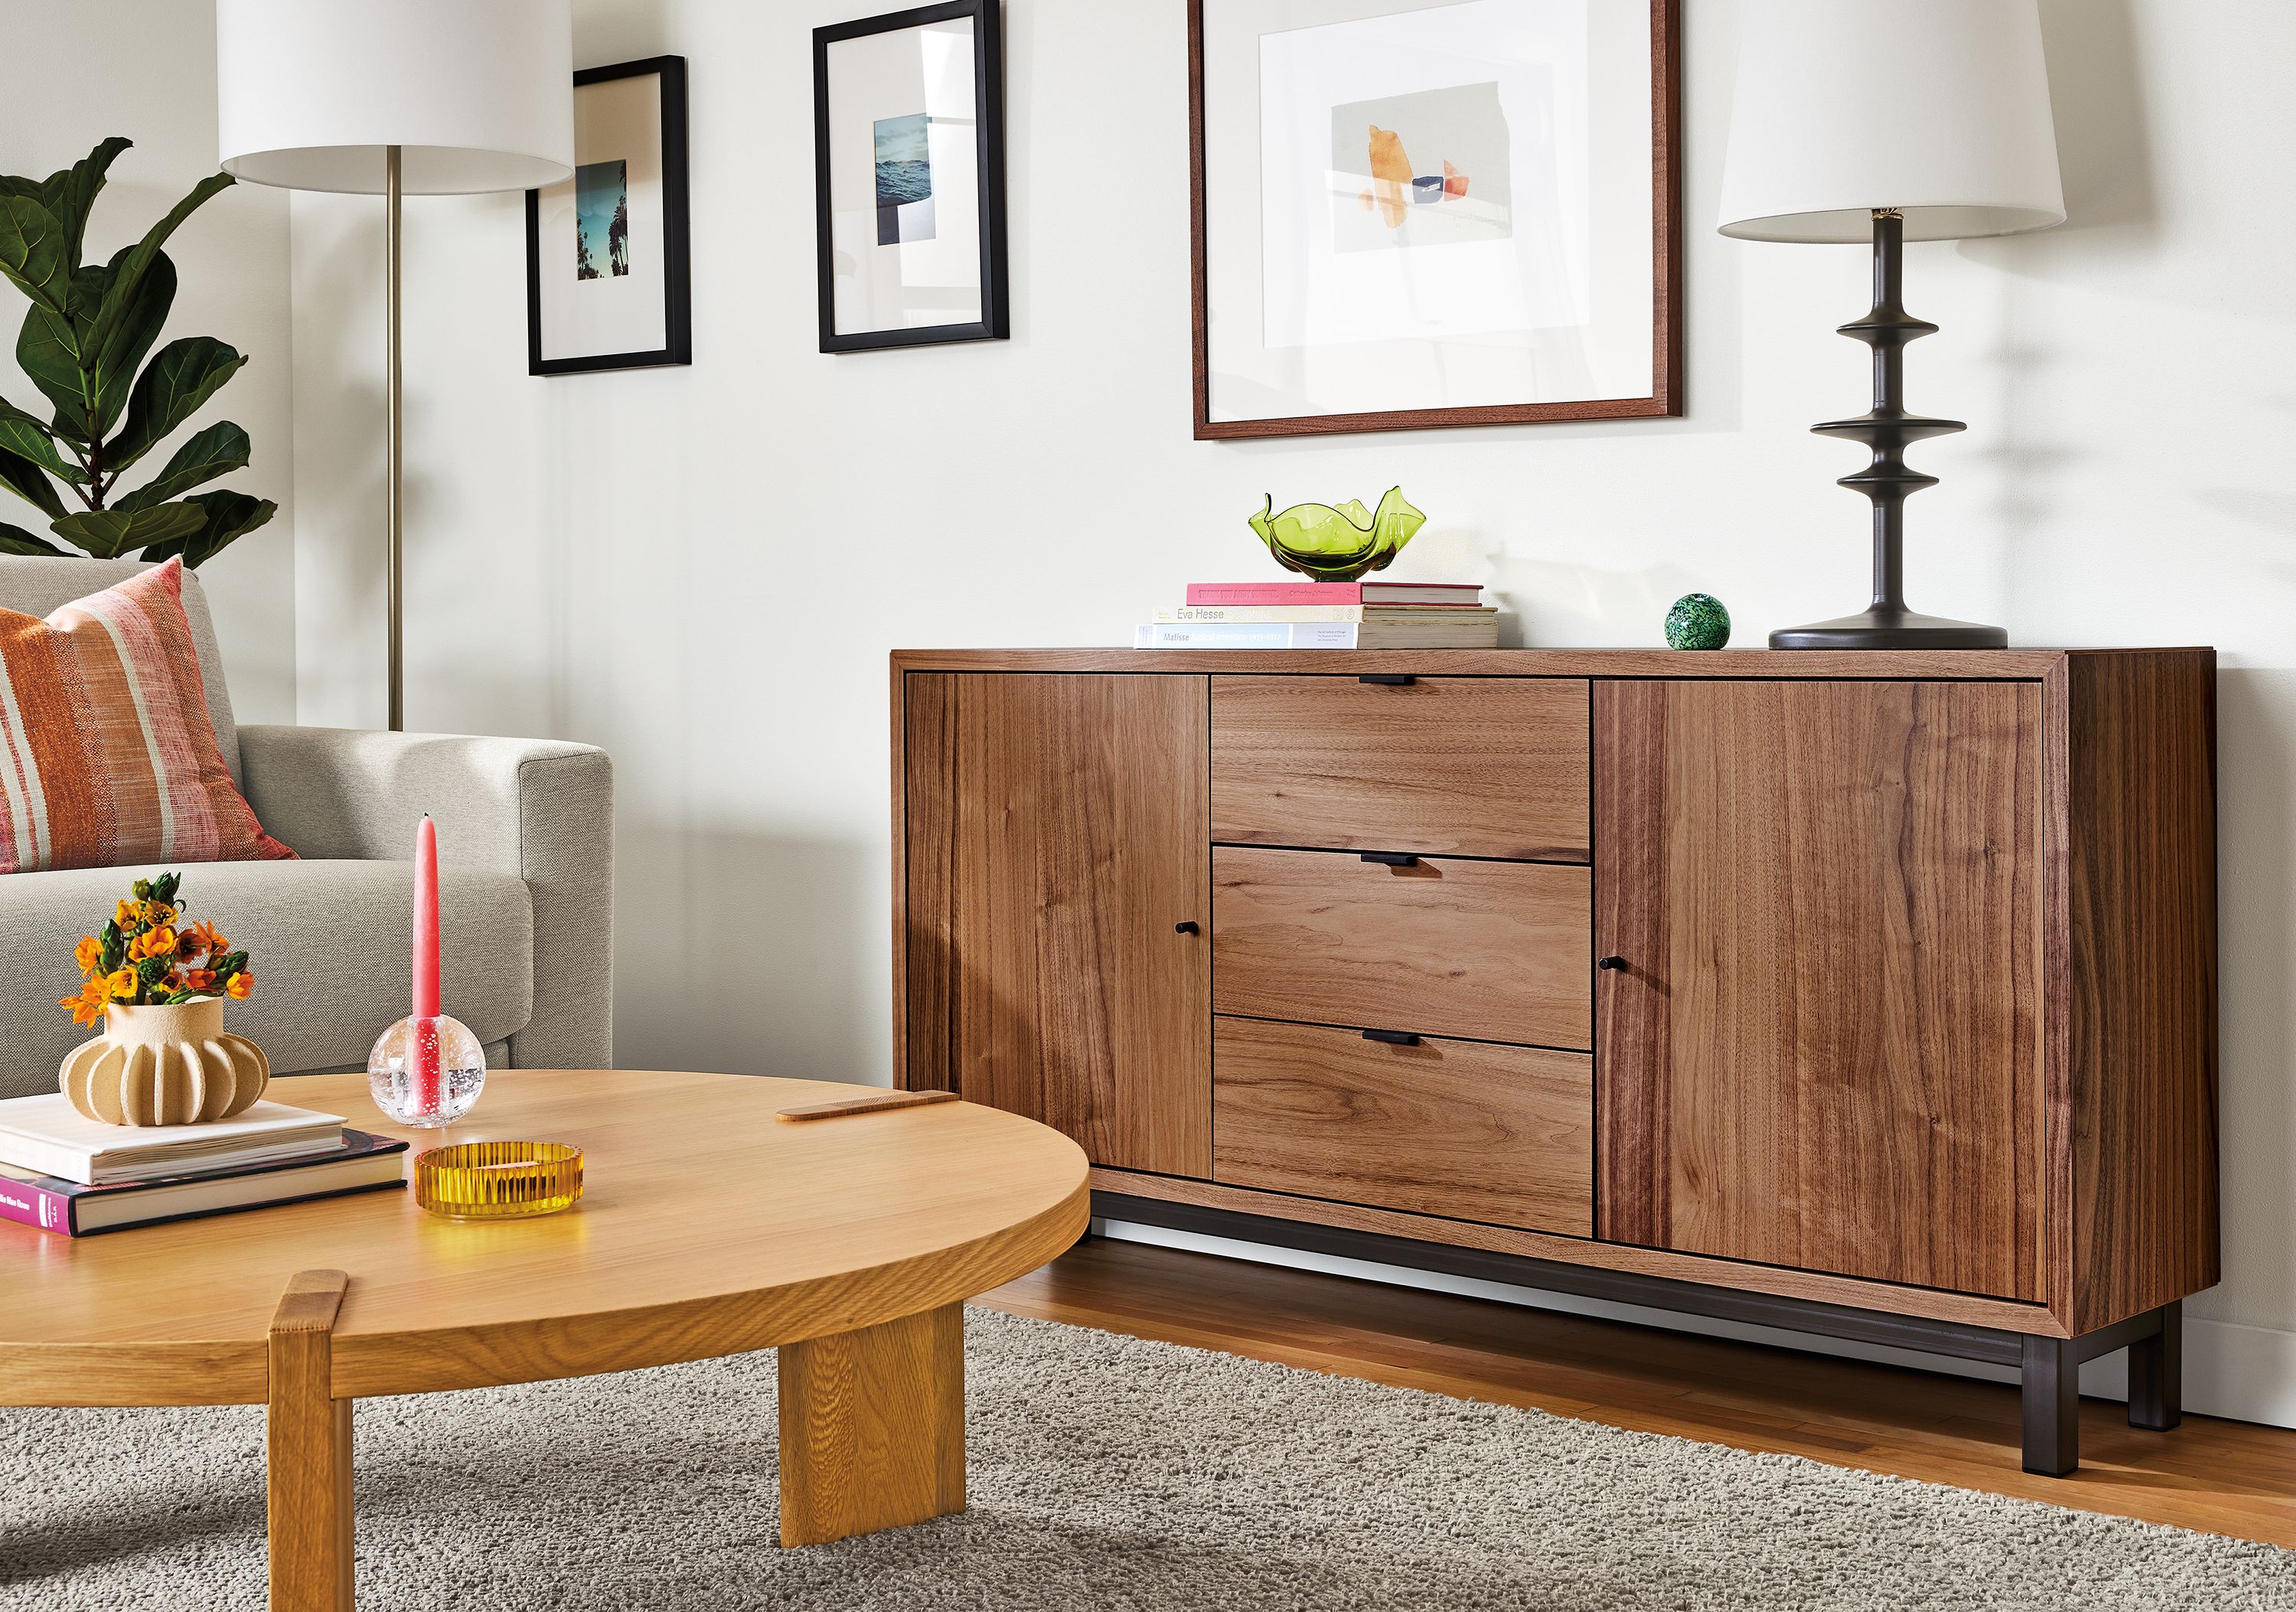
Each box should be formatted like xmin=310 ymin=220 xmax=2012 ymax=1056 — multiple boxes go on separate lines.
xmin=367 ymin=1014 xmax=486 ymax=1128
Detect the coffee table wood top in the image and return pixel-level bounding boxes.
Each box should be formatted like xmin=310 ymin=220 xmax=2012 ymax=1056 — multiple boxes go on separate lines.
xmin=0 ymin=1070 xmax=1088 ymax=1408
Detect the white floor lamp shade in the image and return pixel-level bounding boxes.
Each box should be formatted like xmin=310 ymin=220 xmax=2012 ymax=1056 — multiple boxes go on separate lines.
xmin=217 ymin=0 xmax=573 ymax=194
xmin=215 ymin=0 xmax=572 ymax=730
xmin=1717 ymin=0 xmax=2064 ymax=243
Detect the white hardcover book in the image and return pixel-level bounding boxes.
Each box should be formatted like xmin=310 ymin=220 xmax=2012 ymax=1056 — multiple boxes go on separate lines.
xmin=1133 ymin=622 xmax=1359 ymax=649
xmin=0 ymin=1095 xmax=347 ymax=1186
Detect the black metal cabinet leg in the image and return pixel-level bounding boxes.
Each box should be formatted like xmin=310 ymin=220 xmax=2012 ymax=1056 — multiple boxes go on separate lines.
xmin=2128 ymin=1301 xmax=2183 ymax=1431
xmin=2021 ymin=1333 xmax=2080 ymax=1476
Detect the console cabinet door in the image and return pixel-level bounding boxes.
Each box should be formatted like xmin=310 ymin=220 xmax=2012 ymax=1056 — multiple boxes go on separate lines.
xmin=1595 ymin=679 xmax=2045 ymax=1300
xmin=902 ymin=673 xmax=1211 ymax=1175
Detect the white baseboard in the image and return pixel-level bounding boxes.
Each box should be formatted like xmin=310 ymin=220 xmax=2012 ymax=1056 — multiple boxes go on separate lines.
xmin=1097 ymin=1219 xmax=2296 ymax=1431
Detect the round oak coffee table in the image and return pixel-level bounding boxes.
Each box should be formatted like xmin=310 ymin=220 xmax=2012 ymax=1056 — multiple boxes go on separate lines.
xmin=0 ymin=1070 xmax=1089 ymax=1611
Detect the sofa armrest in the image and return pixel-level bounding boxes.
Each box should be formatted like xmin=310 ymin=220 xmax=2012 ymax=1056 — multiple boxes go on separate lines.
xmin=238 ymin=725 xmax=615 ymax=1070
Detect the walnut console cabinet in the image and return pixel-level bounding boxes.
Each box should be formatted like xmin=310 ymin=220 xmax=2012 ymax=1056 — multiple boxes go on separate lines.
xmin=890 ymin=649 xmax=2219 ymax=1474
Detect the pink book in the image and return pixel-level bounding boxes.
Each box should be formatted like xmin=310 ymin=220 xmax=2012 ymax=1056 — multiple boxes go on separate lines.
xmin=1185 ymin=581 xmax=1482 ymax=607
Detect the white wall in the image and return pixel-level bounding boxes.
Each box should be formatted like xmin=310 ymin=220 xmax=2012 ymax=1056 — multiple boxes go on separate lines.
xmin=284 ymin=0 xmax=2296 ymax=1424
xmin=0 ymin=0 xmax=295 ymax=722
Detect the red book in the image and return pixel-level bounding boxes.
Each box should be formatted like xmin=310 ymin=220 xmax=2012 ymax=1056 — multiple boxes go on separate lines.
xmin=0 ymin=1130 xmax=407 ymax=1237
xmin=1185 ymin=581 xmax=1482 ymax=607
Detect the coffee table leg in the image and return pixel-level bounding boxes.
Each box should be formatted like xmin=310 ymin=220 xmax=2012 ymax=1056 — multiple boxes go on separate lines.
xmin=778 ymin=1302 xmax=964 ymax=1547
xmin=268 ymin=1271 xmax=355 ymax=1611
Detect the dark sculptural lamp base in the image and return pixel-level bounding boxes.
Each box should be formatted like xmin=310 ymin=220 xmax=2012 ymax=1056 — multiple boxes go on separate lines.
xmin=1775 ymin=209 xmax=2006 ymax=651
xmin=1770 ymin=607 xmax=2007 ymax=651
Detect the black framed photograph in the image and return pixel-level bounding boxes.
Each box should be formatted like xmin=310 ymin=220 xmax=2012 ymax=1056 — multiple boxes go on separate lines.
xmin=527 ymin=55 xmax=693 ymax=375
xmin=1190 ymin=0 xmax=1680 ymax=438
xmin=814 ymin=0 xmax=1009 ymax=352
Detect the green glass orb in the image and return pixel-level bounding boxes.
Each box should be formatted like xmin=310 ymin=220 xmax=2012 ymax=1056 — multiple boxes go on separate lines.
xmin=1665 ymin=593 xmax=1731 ymax=651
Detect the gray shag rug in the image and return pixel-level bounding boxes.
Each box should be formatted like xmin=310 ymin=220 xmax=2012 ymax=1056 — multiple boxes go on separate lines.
xmin=3 ymin=1307 xmax=2290 ymax=1610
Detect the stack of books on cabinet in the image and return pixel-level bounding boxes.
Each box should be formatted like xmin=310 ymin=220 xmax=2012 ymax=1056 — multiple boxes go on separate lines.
xmin=1136 ymin=581 xmax=1499 ymax=648
xmin=0 ymin=1095 xmax=406 ymax=1237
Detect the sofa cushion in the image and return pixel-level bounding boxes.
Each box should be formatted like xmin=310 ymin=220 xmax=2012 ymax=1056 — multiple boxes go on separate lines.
xmin=0 ymin=556 xmax=239 ymax=784
xmin=0 ymin=859 xmax=533 ymax=1098
xmin=0 ymin=559 xmax=289 ymax=873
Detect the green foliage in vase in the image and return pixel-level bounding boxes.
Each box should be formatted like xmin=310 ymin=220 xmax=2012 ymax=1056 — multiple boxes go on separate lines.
xmin=0 ymin=139 xmax=276 ymax=567
xmin=1248 ymin=487 xmax=1426 ymax=582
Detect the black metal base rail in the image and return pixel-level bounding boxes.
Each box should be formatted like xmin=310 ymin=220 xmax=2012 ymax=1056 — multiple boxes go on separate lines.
xmin=1093 ymin=1191 xmax=2183 ymax=1477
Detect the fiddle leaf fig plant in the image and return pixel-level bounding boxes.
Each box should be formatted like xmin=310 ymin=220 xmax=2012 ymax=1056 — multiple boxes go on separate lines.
xmin=0 ymin=139 xmax=276 ymax=567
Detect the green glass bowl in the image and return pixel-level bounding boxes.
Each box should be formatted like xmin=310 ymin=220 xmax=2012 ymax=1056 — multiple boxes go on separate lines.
xmin=1249 ymin=488 xmax=1425 ymax=582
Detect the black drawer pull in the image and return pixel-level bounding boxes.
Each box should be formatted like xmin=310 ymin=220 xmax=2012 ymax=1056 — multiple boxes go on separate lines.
xmin=1597 ymin=955 xmax=1627 ymax=971
xmin=1358 ymin=673 xmax=1416 ymax=686
xmin=1175 ymin=921 xmax=1201 ymax=935
xmin=1362 ymin=1028 xmax=1421 ymax=1046
xmin=1360 ymin=850 xmax=1419 ymax=866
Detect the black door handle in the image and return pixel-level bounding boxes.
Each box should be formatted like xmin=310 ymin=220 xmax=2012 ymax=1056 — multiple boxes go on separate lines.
xmin=1175 ymin=921 xmax=1201 ymax=935
xmin=1596 ymin=955 xmax=1627 ymax=971
xmin=1359 ymin=850 xmax=1419 ymax=866
xmin=1358 ymin=673 xmax=1416 ymax=686
xmin=1362 ymin=1028 xmax=1421 ymax=1046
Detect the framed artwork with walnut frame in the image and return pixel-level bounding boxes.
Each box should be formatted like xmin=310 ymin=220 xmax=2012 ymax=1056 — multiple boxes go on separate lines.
xmin=1189 ymin=0 xmax=1680 ymax=439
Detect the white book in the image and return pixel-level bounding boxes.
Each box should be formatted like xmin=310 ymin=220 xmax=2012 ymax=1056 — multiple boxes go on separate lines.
xmin=1153 ymin=605 xmax=1499 ymax=624
xmin=0 ymin=1095 xmax=347 ymax=1186
xmin=1134 ymin=618 xmax=1499 ymax=650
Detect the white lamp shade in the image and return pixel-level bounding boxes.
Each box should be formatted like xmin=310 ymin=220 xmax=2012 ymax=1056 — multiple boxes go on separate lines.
xmin=217 ymin=0 xmax=572 ymax=195
xmin=1716 ymin=0 xmax=2065 ymax=243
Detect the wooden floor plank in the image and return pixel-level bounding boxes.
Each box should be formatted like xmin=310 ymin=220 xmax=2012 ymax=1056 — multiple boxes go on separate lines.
xmin=976 ymin=1237 xmax=2296 ymax=1548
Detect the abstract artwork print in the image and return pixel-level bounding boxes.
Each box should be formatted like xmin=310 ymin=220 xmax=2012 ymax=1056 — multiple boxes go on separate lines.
xmin=1330 ymin=83 xmax=1514 ymax=252
xmin=576 ymin=159 xmax=630 ymax=279
xmin=874 ymin=113 xmax=936 ymax=244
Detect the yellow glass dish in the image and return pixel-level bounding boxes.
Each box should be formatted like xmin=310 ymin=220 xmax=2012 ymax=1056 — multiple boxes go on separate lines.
xmin=413 ymin=1140 xmax=585 ymax=1220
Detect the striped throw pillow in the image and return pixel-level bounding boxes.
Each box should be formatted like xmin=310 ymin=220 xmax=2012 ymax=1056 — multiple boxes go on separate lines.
xmin=0 ymin=559 xmax=293 ymax=874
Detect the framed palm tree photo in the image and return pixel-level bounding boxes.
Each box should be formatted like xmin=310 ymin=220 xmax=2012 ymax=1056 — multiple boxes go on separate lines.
xmin=526 ymin=55 xmax=693 ymax=375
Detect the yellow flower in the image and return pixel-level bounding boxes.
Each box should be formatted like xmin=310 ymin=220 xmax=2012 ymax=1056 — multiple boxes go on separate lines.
xmin=60 ymin=976 xmax=111 ymax=1027
xmin=142 ymin=901 xmax=178 ymax=928
xmin=73 ymin=935 xmax=102 ymax=976
xmin=226 ymin=971 xmax=253 ymax=1001
xmin=115 ymin=899 xmax=140 ymax=930
xmin=106 ymin=968 xmax=138 ymax=1000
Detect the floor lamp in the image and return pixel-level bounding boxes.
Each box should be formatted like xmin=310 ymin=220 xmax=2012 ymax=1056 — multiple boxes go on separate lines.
xmin=216 ymin=0 xmax=572 ymax=729
xmin=1717 ymin=0 xmax=2064 ymax=649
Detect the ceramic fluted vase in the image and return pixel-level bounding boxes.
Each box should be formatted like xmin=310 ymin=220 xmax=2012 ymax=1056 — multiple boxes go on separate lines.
xmin=60 ymin=997 xmax=269 ymax=1127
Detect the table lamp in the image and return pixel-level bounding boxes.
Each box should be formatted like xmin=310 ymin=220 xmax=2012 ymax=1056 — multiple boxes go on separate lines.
xmin=1717 ymin=0 xmax=2065 ymax=650
xmin=216 ymin=0 xmax=572 ymax=728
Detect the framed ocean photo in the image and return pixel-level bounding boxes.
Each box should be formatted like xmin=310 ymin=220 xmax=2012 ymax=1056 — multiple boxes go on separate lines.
xmin=527 ymin=56 xmax=693 ymax=375
xmin=1191 ymin=0 xmax=1681 ymax=438
xmin=814 ymin=0 xmax=1010 ymax=352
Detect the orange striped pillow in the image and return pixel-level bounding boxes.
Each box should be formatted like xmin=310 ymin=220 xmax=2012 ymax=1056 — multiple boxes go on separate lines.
xmin=0 ymin=559 xmax=293 ymax=874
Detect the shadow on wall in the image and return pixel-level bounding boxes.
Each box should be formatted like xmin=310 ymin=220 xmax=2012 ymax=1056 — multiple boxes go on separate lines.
xmin=613 ymin=822 xmax=881 ymax=1085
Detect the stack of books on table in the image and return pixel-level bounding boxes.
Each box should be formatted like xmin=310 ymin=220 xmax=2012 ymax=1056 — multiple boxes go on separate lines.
xmin=1136 ymin=581 xmax=1499 ymax=649
xmin=0 ymin=1094 xmax=407 ymax=1238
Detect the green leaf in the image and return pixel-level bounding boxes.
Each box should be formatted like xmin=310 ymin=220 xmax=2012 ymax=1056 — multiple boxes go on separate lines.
xmin=85 ymin=173 xmax=230 ymax=365
xmin=50 ymin=501 xmax=202 ymax=559
xmin=0 ymin=194 xmax=70 ymax=314
xmin=0 ymin=442 xmax=66 ymax=518
xmin=137 ymin=489 xmax=274 ymax=569
xmin=0 ymin=396 xmax=83 ymax=484
xmin=85 ymin=248 xmax=174 ymax=439
xmin=16 ymin=266 xmax=103 ymax=434
xmin=39 ymin=138 xmax=132 ymax=272
xmin=114 ymin=419 xmax=247 ymax=511
xmin=106 ymin=336 xmax=244 ymax=474
xmin=0 ymin=520 xmax=64 ymax=555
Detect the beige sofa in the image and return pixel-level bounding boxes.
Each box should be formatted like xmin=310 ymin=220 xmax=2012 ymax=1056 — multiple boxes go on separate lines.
xmin=0 ymin=558 xmax=614 ymax=1098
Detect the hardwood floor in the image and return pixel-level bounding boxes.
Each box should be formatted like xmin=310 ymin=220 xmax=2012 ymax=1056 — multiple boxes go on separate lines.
xmin=977 ymin=1235 xmax=2296 ymax=1549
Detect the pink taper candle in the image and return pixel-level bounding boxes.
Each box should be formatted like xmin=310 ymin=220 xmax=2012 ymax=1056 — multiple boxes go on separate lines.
xmin=412 ymin=814 xmax=442 ymax=1113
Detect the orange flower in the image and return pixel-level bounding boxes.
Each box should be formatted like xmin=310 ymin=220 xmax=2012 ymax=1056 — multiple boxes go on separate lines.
xmin=115 ymin=899 xmax=140 ymax=930
xmin=73 ymin=935 xmax=102 ymax=976
xmin=60 ymin=976 xmax=111 ymax=1026
xmin=226 ymin=971 xmax=253 ymax=1000
xmin=184 ymin=920 xmax=227 ymax=959
xmin=106 ymin=968 xmax=138 ymax=1000
xmin=181 ymin=968 xmax=217 ymax=992
xmin=142 ymin=901 xmax=178 ymax=928
xmin=127 ymin=927 xmax=180 ymax=963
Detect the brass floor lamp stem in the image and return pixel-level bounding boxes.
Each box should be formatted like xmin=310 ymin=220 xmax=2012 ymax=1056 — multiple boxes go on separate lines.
xmin=385 ymin=144 xmax=404 ymax=732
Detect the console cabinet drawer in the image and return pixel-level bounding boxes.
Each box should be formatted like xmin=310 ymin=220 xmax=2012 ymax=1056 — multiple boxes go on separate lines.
xmin=1213 ymin=847 xmax=1591 ymax=1048
xmin=1212 ymin=674 xmax=1589 ymax=860
xmin=1213 ymin=1016 xmax=1593 ymax=1235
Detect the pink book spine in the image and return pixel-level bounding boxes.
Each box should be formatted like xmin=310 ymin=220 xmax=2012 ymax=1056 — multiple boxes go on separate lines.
xmin=0 ymin=1176 xmax=73 ymax=1236
xmin=1186 ymin=582 xmax=1362 ymax=605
